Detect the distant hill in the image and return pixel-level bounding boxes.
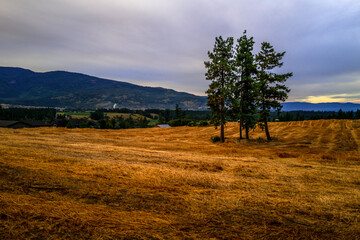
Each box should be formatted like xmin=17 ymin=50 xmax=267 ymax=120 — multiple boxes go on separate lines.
xmin=282 ymin=102 xmax=360 ymax=112
xmin=1 ymin=67 xmax=359 ymax=111
xmin=0 ymin=67 xmax=207 ymax=110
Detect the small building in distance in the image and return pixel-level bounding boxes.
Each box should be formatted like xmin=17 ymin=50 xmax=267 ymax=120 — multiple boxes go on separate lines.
xmin=0 ymin=120 xmax=50 ymax=129
xmin=155 ymin=124 xmax=171 ymax=128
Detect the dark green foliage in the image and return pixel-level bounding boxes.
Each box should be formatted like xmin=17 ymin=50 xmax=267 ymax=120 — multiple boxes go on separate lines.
xmin=0 ymin=108 xmax=56 ymax=121
xmin=356 ymin=109 xmax=360 ymax=119
xmin=66 ymin=121 xmax=73 ymax=129
xmin=175 ymin=104 xmax=182 ymax=119
xmin=79 ymin=121 xmax=89 ymax=128
xmin=255 ymin=42 xmax=292 ymax=140
xmin=279 ymin=112 xmax=294 ymax=121
xmin=90 ymin=110 xmax=105 ymax=120
xmin=98 ymin=108 xmax=210 ymax=121
xmin=56 ymin=119 xmax=69 ymax=127
xmin=277 ymin=110 xmax=360 ymax=121
xmin=109 ymin=118 xmax=116 ymax=128
xmin=337 ymin=109 xmax=344 ymax=119
xmin=211 ymin=136 xmax=221 ymax=143
xmin=139 ymin=117 xmax=149 ymax=128
xmin=168 ymin=119 xmax=193 ymax=127
xmin=158 ymin=114 xmax=165 ymax=124
xmin=205 ymin=36 xmax=236 ymax=143
xmin=96 ymin=116 xmax=151 ymax=129
xmin=198 ymin=120 xmax=209 ymax=127
xmin=56 ymin=114 xmax=66 ymax=119
xmin=230 ymin=31 xmax=258 ymax=139
xmin=127 ymin=116 xmax=135 ymax=127
xmin=205 ymin=33 xmax=292 ymax=141
xmin=98 ymin=119 xmax=107 ymax=129
xmin=164 ymin=109 xmax=171 ymax=123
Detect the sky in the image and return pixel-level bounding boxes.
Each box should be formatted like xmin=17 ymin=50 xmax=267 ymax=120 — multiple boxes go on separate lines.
xmin=0 ymin=0 xmax=359 ymax=103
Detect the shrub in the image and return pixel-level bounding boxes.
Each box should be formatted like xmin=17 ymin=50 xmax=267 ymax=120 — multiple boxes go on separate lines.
xmin=211 ymin=136 xmax=221 ymax=143
xmin=168 ymin=119 xmax=182 ymax=127
xmin=66 ymin=121 xmax=73 ymax=129
xmin=187 ymin=121 xmax=196 ymax=127
xmin=90 ymin=110 xmax=105 ymax=120
xmin=198 ymin=120 xmax=209 ymax=127
xmin=168 ymin=119 xmax=193 ymax=127
xmin=79 ymin=121 xmax=89 ymax=128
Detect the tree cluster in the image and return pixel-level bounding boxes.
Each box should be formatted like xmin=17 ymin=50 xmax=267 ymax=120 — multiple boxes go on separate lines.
xmin=205 ymin=31 xmax=292 ymax=142
xmin=57 ymin=113 xmax=150 ymax=129
xmin=90 ymin=112 xmax=149 ymax=129
xmin=0 ymin=107 xmax=56 ymax=121
xmin=83 ymin=107 xmax=210 ymax=122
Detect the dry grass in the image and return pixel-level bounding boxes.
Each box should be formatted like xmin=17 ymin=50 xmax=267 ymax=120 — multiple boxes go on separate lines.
xmin=0 ymin=119 xmax=359 ymax=239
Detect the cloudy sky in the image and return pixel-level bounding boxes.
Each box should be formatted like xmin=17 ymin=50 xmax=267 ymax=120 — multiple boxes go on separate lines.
xmin=1 ymin=0 xmax=359 ymax=103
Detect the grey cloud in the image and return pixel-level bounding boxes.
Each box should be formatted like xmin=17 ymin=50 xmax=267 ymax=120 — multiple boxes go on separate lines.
xmin=0 ymin=0 xmax=359 ymax=102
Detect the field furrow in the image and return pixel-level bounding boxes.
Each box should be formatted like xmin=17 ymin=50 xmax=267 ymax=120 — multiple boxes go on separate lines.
xmin=0 ymin=119 xmax=359 ymax=239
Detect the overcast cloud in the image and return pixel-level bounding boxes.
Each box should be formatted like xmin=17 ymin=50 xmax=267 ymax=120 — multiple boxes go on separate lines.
xmin=0 ymin=0 xmax=359 ymax=102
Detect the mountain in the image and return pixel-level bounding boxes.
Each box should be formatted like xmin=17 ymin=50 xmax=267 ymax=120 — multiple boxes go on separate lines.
xmin=0 ymin=67 xmax=207 ymax=109
xmin=1 ymin=67 xmax=359 ymax=111
xmin=282 ymin=102 xmax=360 ymax=111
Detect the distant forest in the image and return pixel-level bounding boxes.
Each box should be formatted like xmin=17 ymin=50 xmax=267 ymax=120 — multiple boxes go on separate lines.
xmin=0 ymin=106 xmax=359 ymax=129
xmin=277 ymin=109 xmax=360 ymax=121
xmin=0 ymin=107 xmax=56 ymax=121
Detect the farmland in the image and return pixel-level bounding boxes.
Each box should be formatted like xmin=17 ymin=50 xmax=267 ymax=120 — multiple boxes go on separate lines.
xmin=0 ymin=120 xmax=359 ymax=239
xmin=58 ymin=111 xmax=149 ymax=120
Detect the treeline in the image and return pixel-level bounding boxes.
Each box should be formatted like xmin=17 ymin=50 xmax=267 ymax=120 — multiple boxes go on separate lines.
xmin=83 ymin=106 xmax=211 ymax=121
xmin=86 ymin=105 xmax=211 ymax=128
xmin=2 ymin=105 xmax=358 ymax=131
xmin=278 ymin=109 xmax=360 ymax=121
xmin=56 ymin=113 xmax=150 ymax=129
xmin=56 ymin=109 xmax=150 ymax=129
xmin=0 ymin=106 xmax=56 ymax=121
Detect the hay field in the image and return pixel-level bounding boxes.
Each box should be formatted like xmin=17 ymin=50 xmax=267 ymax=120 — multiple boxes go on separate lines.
xmin=0 ymin=120 xmax=359 ymax=239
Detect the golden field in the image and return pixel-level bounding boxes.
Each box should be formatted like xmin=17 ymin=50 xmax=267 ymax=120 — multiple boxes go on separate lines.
xmin=0 ymin=120 xmax=359 ymax=239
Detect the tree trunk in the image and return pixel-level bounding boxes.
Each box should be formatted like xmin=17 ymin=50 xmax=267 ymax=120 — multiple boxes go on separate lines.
xmin=245 ymin=124 xmax=249 ymax=139
xmin=261 ymin=93 xmax=271 ymax=141
xmin=239 ymin=121 xmax=243 ymax=139
xmin=220 ymin=101 xmax=225 ymax=143
xmin=220 ymin=123 xmax=225 ymax=143
xmin=264 ymin=117 xmax=271 ymax=141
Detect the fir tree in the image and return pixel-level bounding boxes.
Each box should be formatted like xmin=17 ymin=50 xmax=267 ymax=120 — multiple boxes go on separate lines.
xmin=255 ymin=42 xmax=292 ymax=140
xmin=175 ymin=104 xmax=182 ymax=119
xmin=231 ymin=31 xmax=258 ymax=139
xmin=205 ymin=36 xmax=236 ymax=142
xmin=356 ymin=109 xmax=360 ymax=119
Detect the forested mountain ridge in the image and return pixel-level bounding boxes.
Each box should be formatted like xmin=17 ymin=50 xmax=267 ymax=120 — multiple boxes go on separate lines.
xmin=0 ymin=67 xmax=207 ymax=109
xmin=1 ymin=67 xmax=359 ymax=111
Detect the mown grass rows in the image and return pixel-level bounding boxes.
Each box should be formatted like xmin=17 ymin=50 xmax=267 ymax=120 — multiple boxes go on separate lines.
xmin=0 ymin=119 xmax=359 ymax=239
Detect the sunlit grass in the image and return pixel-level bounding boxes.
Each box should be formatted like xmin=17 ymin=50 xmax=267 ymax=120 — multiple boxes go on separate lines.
xmin=0 ymin=120 xmax=359 ymax=239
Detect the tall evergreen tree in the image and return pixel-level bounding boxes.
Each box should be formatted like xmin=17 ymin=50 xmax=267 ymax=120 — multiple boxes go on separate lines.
xmin=175 ymin=104 xmax=182 ymax=119
xmin=205 ymin=36 xmax=236 ymax=142
xmin=255 ymin=42 xmax=292 ymax=141
xmin=355 ymin=109 xmax=360 ymax=119
xmin=164 ymin=109 xmax=170 ymax=123
xmin=337 ymin=109 xmax=344 ymax=119
xmin=231 ymin=31 xmax=258 ymax=139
